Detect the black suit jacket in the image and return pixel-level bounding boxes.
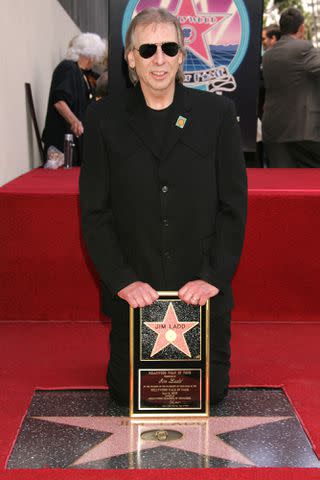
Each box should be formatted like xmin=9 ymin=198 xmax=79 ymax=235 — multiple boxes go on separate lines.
xmin=79 ymin=83 xmax=247 ymax=317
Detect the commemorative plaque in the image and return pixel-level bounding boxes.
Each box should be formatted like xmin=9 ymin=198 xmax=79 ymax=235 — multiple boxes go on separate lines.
xmin=130 ymin=292 xmax=210 ymax=417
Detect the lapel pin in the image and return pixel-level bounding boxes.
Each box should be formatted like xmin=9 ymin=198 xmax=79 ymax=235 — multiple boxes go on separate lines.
xmin=175 ymin=115 xmax=187 ymax=129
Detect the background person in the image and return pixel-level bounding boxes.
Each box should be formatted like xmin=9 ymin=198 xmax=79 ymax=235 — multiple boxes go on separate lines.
xmin=262 ymin=8 xmax=320 ymax=168
xmin=262 ymin=24 xmax=281 ymax=53
xmin=42 ymin=33 xmax=107 ymax=167
xmin=80 ymin=8 xmax=247 ymax=406
xmin=257 ymin=24 xmax=280 ymax=167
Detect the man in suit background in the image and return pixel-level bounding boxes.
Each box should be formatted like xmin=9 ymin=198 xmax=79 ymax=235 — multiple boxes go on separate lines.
xmin=257 ymin=24 xmax=280 ymax=167
xmin=79 ymin=8 xmax=247 ymax=406
xmin=262 ymin=8 xmax=320 ymax=167
xmin=262 ymin=24 xmax=281 ymax=53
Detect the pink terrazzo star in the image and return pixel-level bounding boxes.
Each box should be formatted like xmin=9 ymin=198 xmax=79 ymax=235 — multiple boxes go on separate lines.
xmin=174 ymin=0 xmax=230 ymax=64
xmin=33 ymin=415 xmax=291 ymax=467
xmin=144 ymin=302 xmax=198 ymax=357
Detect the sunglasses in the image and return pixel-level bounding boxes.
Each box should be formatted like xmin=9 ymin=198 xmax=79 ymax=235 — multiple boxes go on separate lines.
xmin=135 ymin=42 xmax=180 ymax=59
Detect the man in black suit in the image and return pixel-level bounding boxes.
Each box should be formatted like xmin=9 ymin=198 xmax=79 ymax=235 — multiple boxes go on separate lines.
xmin=79 ymin=8 xmax=247 ymax=405
xmin=262 ymin=8 xmax=320 ymax=167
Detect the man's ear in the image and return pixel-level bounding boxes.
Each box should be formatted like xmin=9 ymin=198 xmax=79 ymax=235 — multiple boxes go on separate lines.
xmin=127 ymin=50 xmax=135 ymax=69
xmin=298 ymin=23 xmax=305 ymax=39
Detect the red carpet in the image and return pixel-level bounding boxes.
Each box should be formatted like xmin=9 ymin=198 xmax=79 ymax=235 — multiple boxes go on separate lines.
xmin=230 ymin=323 xmax=320 ymax=457
xmin=1 ymin=168 xmax=320 ymax=478
xmin=0 ymin=468 xmax=319 ymax=480
xmin=1 ymin=168 xmax=320 ymax=322
xmin=0 ymin=321 xmax=319 ymax=479
xmin=0 ymin=468 xmax=320 ymax=479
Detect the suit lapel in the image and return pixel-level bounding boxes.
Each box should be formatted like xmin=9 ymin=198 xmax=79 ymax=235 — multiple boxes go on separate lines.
xmin=125 ymin=83 xmax=192 ymax=162
xmin=161 ymin=83 xmax=192 ymax=162
xmin=126 ymin=84 xmax=161 ymax=160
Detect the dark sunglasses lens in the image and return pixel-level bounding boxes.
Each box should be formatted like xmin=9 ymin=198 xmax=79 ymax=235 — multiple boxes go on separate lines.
xmin=139 ymin=44 xmax=157 ymax=58
xmin=138 ymin=42 xmax=179 ymax=58
xmin=162 ymin=42 xmax=179 ymax=56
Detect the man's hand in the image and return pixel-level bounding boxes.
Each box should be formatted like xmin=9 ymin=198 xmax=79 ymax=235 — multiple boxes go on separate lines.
xmin=117 ymin=281 xmax=159 ymax=308
xmin=178 ymin=280 xmax=219 ymax=306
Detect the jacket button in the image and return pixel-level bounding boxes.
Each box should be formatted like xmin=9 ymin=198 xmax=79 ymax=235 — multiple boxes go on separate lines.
xmin=163 ymin=250 xmax=171 ymax=260
xmin=161 ymin=185 xmax=168 ymax=193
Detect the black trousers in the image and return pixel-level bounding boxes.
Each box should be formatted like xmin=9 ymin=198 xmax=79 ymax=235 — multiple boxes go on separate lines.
xmin=107 ymin=309 xmax=231 ymax=406
xmin=266 ymin=141 xmax=320 ymax=168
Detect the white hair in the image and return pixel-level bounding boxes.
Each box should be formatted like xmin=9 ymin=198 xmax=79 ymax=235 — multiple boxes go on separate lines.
xmin=66 ymin=33 xmax=107 ymax=64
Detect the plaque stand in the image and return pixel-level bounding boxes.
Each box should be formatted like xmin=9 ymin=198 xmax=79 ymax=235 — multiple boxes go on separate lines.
xmin=130 ymin=291 xmax=210 ymax=417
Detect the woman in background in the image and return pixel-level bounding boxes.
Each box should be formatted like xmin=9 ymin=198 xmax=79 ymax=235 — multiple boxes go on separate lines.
xmin=42 ymin=33 xmax=107 ymax=167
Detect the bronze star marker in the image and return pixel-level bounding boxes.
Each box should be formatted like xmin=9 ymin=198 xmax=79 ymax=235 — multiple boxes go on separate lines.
xmin=144 ymin=302 xmax=199 ymax=357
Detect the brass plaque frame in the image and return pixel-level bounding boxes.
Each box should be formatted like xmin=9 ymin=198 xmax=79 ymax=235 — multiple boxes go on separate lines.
xmin=130 ymin=291 xmax=210 ymax=418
